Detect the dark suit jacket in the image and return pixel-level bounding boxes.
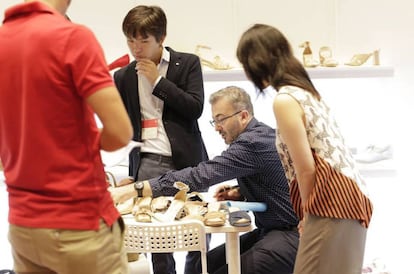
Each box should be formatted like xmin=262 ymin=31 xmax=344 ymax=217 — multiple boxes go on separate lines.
xmin=114 ymin=47 xmax=209 ymax=180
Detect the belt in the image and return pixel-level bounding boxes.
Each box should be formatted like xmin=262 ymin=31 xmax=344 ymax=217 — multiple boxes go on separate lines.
xmin=140 ymin=152 xmax=173 ymax=164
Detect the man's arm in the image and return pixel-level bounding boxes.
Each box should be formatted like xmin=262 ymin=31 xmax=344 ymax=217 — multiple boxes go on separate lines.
xmin=87 ymin=86 xmax=133 ymax=151
xmin=149 ymin=141 xmax=259 ymax=197
xmin=109 ymin=140 xmax=258 ymax=204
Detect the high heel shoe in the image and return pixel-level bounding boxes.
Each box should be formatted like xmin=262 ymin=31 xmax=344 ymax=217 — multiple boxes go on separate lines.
xmin=154 ymin=189 xmax=187 ymax=222
xmin=319 ymin=46 xmax=338 ymax=67
xmin=345 ymin=49 xmax=380 ymax=66
xmin=195 ymin=45 xmax=233 ymax=70
xmin=299 ymin=41 xmax=319 ymax=68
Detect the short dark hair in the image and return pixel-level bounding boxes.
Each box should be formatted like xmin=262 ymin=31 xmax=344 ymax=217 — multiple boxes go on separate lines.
xmin=122 ymin=5 xmax=167 ymax=42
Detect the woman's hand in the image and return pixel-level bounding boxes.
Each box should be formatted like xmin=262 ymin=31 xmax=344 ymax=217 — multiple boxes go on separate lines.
xmin=298 ymin=214 xmax=307 ymax=237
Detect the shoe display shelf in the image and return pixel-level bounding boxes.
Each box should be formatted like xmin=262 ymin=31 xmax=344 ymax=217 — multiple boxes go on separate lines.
xmin=356 ymin=159 xmax=397 ymax=178
xmin=202 ymin=66 xmax=394 ymax=82
xmin=353 ymin=145 xmax=396 ymax=178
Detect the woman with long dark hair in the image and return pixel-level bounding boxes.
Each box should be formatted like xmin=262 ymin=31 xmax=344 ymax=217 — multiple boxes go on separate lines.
xmin=237 ymin=24 xmax=373 ymax=274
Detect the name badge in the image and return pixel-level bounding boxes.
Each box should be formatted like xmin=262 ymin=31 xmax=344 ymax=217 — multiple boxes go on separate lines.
xmin=141 ymin=119 xmax=158 ymax=139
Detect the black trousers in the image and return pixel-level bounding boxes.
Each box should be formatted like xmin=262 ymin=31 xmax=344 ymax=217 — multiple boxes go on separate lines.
xmin=197 ymin=227 xmax=299 ymax=274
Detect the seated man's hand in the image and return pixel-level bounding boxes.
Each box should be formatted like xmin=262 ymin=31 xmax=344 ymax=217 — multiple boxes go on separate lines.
xmin=213 ymin=185 xmax=241 ymax=201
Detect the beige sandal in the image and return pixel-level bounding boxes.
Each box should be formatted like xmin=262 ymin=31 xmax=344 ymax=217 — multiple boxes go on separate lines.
xmin=134 ymin=209 xmax=152 ymax=223
xmin=204 ymin=211 xmax=226 ymax=227
xmin=155 ymin=190 xmax=187 ymax=222
xmin=116 ymin=197 xmax=134 ymax=215
xmin=203 ymin=201 xmax=226 ymax=227
xmin=132 ymin=197 xmax=153 ymax=222
xmin=180 ymin=201 xmax=208 ymax=222
xmin=151 ymin=196 xmax=171 ymax=212
xmin=195 ymin=45 xmax=233 ymax=70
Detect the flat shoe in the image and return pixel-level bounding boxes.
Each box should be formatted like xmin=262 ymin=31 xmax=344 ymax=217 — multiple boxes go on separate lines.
xmin=229 ymin=210 xmax=251 ymax=227
xmin=204 ymin=211 xmax=226 ymax=227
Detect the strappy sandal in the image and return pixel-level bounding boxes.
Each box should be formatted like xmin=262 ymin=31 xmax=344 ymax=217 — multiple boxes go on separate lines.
xmin=173 ymin=181 xmax=190 ymax=192
xmin=195 ymin=45 xmax=233 ymax=70
xmin=155 ymin=189 xmax=187 ymax=222
xmin=151 ymin=196 xmax=171 ymax=213
xmin=132 ymin=197 xmax=153 ymax=222
xmin=187 ymin=191 xmax=205 ymax=202
xmin=180 ymin=201 xmax=208 ymax=222
xmin=134 ymin=209 xmax=152 ymax=223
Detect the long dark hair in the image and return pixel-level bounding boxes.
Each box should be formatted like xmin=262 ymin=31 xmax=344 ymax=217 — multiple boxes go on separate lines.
xmin=237 ymin=24 xmax=320 ymax=100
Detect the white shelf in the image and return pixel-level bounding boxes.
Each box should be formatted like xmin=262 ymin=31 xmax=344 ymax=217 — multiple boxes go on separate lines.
xmin=203 ymin=66 xmax=394 ymax=82
xmin=357 ymin=159 xmax=397 ymax=178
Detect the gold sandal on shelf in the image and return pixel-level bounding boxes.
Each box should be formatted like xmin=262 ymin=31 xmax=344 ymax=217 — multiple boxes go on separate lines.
xmin=195 ymin=45 xmax=233 ymax=70
xmin=299 ymin=41 xmax=319 ymax=68
xmin=319 ymin=46 xmax=338 ymax=67
xmin=345 ymin=50 xmax=380 ymax=66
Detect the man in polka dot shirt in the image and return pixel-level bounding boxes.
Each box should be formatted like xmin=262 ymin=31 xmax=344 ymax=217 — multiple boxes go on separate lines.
xmin=111 ymin=86 xmax=299 ymax=274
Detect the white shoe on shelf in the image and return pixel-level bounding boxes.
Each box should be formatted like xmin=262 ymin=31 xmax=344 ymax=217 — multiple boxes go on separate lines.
xmin=355 ymin=144 xmax=393 ymax=164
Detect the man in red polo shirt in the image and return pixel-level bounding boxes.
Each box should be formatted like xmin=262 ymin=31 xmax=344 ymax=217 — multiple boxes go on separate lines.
xmin=0 ymin=0 xmax=133 ymax=273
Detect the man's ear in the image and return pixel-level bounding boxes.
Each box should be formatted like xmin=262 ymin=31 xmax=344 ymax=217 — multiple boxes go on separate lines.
xmin=241 ymin=110 xmax=250 ymax=120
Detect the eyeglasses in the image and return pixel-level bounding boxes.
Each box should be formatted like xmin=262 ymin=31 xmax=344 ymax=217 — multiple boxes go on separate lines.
xmin=209 ymin=110 xmax=242 ymax=127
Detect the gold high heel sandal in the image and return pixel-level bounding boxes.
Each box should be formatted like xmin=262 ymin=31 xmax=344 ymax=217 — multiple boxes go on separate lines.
xmin=195 ymin=45 xmax=233 ymax=70
xmin=299 ymin=41 xmax=319 ymax=68
xmin=345 ymin=49 xmax=380 ymax=66
xmin=319 ymin=46 xmax=338 ymax=67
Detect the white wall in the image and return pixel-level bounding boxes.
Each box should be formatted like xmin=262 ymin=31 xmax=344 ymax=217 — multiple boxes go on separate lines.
xmin=0 ymin=0 xmax=337 ymax=65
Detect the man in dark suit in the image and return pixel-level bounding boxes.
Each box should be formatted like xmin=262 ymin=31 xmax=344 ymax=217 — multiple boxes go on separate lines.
xmin=113 ymin=5 xmax=209 ymax=274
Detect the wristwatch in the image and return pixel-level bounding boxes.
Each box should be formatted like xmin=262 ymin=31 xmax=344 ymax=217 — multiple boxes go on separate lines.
xmin=134 ymin=181 xmax=144 ymax=197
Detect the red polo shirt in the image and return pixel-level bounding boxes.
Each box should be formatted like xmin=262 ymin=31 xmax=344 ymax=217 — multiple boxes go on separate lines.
xmin=0 ymin=2 xmax=119 ymax=230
